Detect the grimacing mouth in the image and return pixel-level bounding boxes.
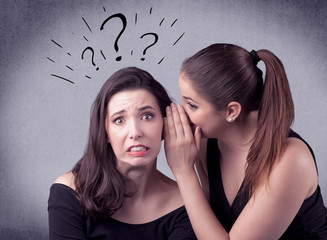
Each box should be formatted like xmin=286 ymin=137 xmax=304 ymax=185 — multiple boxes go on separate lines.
xmin=127 ymin=145 xmax=149 ymax=152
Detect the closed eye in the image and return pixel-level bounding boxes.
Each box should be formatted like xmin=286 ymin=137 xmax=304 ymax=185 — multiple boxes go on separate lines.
xmin=187 ymin=102 xmax=198 ymax=110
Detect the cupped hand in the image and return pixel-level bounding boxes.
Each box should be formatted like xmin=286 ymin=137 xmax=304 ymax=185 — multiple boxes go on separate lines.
xmin=164 ymin=103 xmax=201 ymax=177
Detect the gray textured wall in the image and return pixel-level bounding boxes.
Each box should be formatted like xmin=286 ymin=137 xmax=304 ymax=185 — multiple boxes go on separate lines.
xmin=0 ymin=0 xmax=326 ymax=239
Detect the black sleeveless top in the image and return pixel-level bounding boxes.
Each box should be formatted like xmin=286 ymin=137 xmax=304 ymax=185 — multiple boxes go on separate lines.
xmin=207 ymin=129 xmax=327 ymax=239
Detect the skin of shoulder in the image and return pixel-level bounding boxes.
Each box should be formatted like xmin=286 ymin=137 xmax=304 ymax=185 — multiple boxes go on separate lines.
xmin=276 ymin=137 xmax=318 ymax=198
xmin=54 ymin=171 xmax=76 ymax=191
xmin=269 ymin=137 xmax=318 ymax=198
xmin=230 ymin=137 xmax=318 ymax=240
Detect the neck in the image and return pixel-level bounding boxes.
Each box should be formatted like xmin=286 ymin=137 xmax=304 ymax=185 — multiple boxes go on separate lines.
xmin=119 ymin=160 xmax=160 ymax=200
xmin=219 ymin=111 xmax=258 ymax=155
xmin=112 ymin=160 xmax=168 ymax=223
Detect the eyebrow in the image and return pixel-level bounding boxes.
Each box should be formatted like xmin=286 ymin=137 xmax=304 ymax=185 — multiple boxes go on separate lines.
xmin=110 ymin=109 xmax=125 ymax=119
xmin=138 ymin=105 xmax=155 ymax=111
xmin=109 ymin=105 xmax=156 ymax=119
xmin=183 ymin=96 xmax=199 ymax=104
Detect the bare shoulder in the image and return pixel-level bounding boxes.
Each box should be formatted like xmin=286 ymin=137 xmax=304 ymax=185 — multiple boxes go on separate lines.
xmin=54 ymin=171 xmax=76 ymax=190
xmin=282 ymin=137 xmax=316 ymax=172
xmin=271 ymin=137 xmax=318 ymax=197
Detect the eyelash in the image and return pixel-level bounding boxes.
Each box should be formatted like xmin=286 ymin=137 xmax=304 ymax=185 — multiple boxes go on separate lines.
xmin=187 ymin=102 xmax=198 ymax=110
xmin=142 ymin=113 xmax=154 ymax=120
xmin=113 ymin=113 xmax=154 ymax=125
xmin=113 ymin=117 xmax=124 ymax=124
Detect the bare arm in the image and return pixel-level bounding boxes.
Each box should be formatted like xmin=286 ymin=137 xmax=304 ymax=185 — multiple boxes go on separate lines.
xmin=164 ymin=103 xmax=228 ymax=239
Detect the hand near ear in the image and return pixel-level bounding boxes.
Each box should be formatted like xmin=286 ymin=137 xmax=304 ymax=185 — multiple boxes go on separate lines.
xmin=164 ymin=103 xmax=202 ymax=177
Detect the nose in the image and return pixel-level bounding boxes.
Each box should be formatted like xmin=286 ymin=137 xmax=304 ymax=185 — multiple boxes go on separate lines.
xmin=129 ymin=120 xmax=143 ymax=139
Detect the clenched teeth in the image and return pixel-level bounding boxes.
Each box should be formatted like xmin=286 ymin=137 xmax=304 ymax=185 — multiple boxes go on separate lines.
xmin=129 ymin=146 xmax=147 ymax=152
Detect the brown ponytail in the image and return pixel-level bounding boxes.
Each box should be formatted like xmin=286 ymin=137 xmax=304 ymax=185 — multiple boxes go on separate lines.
xmin=181 ymin=44 xmax=295 ymax=198
xmin=244 ymin=49 xmax=294 ymax=196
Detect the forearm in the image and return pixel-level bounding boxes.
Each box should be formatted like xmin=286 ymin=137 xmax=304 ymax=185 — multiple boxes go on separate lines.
xmin=174 ymin=169 xmax=229 ymax=240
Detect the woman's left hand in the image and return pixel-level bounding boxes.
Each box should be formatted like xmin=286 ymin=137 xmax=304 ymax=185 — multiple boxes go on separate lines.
xmin=164 ymin=103 xmax=201 ymax=177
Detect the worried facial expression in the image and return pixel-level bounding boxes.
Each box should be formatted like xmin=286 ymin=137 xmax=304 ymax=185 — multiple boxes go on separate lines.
xmin=179 ymin=73 xmax=226 ymax=138
xmin=105 ymin=89 xmax=163 ymax=172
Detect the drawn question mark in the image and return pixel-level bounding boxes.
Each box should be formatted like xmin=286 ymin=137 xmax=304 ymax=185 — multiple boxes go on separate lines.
xmin=81 ymin=47 xmax=99 ymax=71
xmin=100 ymin=13 xmax=127 ymax=61
xmin=140 ymin=33 xmax=159 ymax=61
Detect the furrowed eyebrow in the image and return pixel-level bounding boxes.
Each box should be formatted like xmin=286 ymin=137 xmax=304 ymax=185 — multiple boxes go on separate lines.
xmin=109 ymin=106 xmax=155 ymax=119
xmin=138 ymin=105 xmax=155 ymax=111
xmin=110 ymin=109 xmax=125 ymax=119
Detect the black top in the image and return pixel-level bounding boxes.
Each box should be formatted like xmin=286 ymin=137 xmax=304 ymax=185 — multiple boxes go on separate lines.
xmin=48 ymin=184 xmax=197 ymax=240
xmin=207 ymin=129 xmax=327 ymax=239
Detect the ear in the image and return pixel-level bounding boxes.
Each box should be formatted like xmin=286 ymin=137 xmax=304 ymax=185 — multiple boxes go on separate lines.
xmin=226 ymin=101 xmax=241 ymax=123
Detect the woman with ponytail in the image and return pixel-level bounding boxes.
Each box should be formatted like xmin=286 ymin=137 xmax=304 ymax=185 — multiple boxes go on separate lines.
xmin=164 ymin=43 xmax=327 ymax=239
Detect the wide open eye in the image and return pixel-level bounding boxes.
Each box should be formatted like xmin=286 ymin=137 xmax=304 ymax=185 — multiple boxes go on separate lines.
xmin=113 ymin=117 xmax=125 ymax=124
xmin=141 ymin=113 xmax=154 ymax=120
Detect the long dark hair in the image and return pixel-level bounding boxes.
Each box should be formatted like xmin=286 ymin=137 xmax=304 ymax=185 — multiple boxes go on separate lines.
xmin=182 ymin=43 xmax=294 ymax=197
xmin=72 ymin=67 xmax=172 ymax=219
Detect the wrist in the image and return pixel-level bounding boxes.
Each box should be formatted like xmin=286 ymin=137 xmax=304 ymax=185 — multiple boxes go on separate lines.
xmin=173 ymin=166 xmax=198 ymax=183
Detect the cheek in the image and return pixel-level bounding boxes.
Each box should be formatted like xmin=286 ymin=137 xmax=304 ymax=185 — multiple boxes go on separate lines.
xmin=184 ymin=110 xmax=199 ymax=126
xmin=150 ymin=122 xmax=163 ymax=142
xmin=107 ymin=128 xmax=125 ymax=149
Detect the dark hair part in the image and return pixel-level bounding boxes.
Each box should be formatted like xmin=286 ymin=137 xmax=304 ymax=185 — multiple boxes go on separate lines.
xmin=72 ymin=67 xmax=172 ymax=219
xmin=182 ymin=43 xmax=294 ymax=196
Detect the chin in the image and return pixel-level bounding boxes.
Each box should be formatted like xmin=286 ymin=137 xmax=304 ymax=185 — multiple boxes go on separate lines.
xmin=130 ymin=155 xmax=158 ymax=166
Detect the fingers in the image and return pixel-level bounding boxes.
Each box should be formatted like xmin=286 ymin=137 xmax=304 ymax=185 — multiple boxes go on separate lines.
xmin=165 ymin=105 xmax=177 ymax=140
xmin=165 ymin=103 xmax=184 ymax=140
xmin=165 ymin=103 xmax=195 ymax=143
xmin=177 ymin=105 xmax=193 ymax=139
xmin=171 ymin=103 xmax=185 ymax=137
